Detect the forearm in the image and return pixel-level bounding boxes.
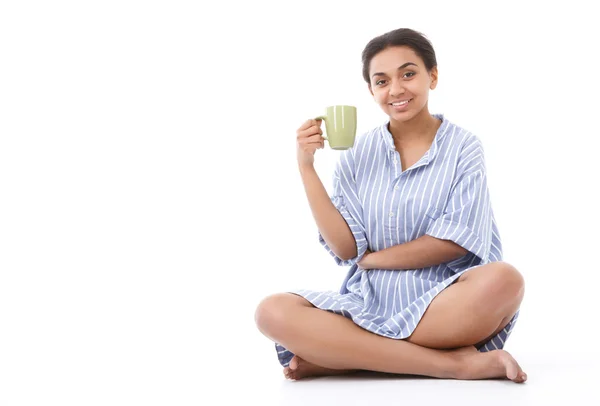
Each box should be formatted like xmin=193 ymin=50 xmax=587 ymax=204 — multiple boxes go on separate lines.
xmin=299 ymin=164 xmax=357 ymax=260
xmin=362 ymin=235 xmax=468 ymax=270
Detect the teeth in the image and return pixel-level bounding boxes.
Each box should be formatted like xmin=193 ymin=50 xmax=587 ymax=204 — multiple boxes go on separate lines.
xmin=391 ymin=100 xmax=410 ymax=106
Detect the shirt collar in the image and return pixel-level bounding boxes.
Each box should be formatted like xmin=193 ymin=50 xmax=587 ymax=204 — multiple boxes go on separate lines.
xmin=381 ymin=113 xmax=450 ymax=164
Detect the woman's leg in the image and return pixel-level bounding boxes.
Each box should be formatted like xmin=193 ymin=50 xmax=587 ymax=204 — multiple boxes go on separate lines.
xmin=255 ymin=292 xmax=526 ymax=382
xmin=405 ymin=261 xmax=525 ymax=349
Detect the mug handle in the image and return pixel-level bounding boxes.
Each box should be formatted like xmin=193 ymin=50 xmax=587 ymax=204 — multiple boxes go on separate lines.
xmin=314 ymin=115 xmax=327 ymax=140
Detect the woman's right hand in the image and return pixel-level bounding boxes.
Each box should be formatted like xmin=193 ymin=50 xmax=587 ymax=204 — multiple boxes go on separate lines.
xmin=296 ymin=118 xmax=325 ymax=168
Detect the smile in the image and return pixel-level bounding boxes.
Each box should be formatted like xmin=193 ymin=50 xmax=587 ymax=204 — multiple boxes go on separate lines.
xmin=389 ymin=99 xmax=413 ymax=110
xmin=389 ymin=99 xmax=412 ymax=106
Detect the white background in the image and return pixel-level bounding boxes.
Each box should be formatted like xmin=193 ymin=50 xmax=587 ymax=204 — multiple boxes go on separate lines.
xmin=1 ymin=0 xmax=598 ymax=404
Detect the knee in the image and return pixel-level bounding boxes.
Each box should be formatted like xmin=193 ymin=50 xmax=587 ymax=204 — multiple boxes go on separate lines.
xmin=482 ymin=261 xmax=525 ymax=305
xmin=254 ymin=293 xmax=295 ymax=339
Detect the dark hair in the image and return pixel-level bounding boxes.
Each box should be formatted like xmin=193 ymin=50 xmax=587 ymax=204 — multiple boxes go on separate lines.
xmin=361 ymin=28 xmax=437 ymax=84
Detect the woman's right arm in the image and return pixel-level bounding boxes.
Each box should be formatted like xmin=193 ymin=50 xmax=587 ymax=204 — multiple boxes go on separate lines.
xmin=298 ymin=165 xmax=357 ymax=260
xmin=296 ymin=119 xmax=357 ymax=261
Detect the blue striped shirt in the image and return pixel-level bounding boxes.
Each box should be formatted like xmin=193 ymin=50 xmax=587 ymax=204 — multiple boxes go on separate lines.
xmin=274 ymin=113 xmax=518 ymax=367
xmin=321 ymin=113 xmax=502 ymax=272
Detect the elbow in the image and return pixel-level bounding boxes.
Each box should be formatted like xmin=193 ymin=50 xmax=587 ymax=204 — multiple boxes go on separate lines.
xmin=323 ymin=230 xmax=359 ymax=261
xmin=336 ymin=245 xmax=358 ymax=262
xmin=338 ymin=253 xmax=354 ymax=262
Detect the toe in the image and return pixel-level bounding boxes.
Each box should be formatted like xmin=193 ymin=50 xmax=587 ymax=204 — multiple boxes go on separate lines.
xmin=289 ymin=356 xmax=299 ymax=370
xmin=497 ymin=351 xmax=521 ymax=381
xmin=505 ymin=361 xmax=519 ymax=380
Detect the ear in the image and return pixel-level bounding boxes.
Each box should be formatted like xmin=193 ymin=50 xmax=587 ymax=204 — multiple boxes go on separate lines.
xmin=429 ymin=66 xmax=439 ymax=90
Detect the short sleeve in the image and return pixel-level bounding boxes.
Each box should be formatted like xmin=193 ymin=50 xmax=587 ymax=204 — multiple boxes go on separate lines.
xmin=425 ymin=138 xmax=494 ymax=266
xmin=319 ymin=151 xmax=369 ymax=266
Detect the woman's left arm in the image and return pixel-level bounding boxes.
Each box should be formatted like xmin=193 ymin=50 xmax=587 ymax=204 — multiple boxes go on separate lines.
xmin=357 ymin=235 xmax=468 ymax=270
xmin=359 ymin=136 xmax=496 ymax=271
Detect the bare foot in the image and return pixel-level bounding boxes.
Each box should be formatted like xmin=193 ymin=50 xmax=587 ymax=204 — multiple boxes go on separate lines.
xmin=450 ymin=345 xmax=528 ymax=383
xmin=283 ymin=355 xmax=357 ymax=381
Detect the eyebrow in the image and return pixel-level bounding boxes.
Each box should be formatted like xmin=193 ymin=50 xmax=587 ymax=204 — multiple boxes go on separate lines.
xmin=371 ymin=62 xmax=418 ymax=78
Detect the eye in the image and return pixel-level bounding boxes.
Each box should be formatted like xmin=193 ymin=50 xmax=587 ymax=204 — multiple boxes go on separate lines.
xmin=375 ymin=79 xmax=387 ymax=86
xmin=404 ymin=71 xmax=416 ymax=78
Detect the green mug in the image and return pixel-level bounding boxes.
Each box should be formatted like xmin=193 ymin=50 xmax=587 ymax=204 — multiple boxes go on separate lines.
xmin=315 ymin=105 xmax=357 ymax=150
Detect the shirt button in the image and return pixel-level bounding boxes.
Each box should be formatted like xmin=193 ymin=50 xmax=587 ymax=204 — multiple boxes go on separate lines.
xmin=394 ymin=185 xmax=399 ymax=190
xmin=389 ymin=212 xmax=394 ymax=217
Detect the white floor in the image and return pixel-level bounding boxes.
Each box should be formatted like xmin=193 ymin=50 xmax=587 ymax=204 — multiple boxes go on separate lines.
xmin=2 ymin=303 xmax=598 ymax=405
xmin=213 ymin=339 xmax=600 ymax=406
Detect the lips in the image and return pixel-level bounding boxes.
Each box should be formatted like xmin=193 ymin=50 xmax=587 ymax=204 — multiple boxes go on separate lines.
xmin=389 ymin=98 xmax=413 ymax=110
xmin=389 ymin=98 xmax=412 ymax=105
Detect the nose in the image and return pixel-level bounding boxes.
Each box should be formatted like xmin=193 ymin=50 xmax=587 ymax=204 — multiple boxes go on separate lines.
xmin=389 ymin=79 xmax=405 ymax=97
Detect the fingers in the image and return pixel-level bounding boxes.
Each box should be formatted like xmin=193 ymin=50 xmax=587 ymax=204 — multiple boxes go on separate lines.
xmin=297 ymin=119 xmax=323 ymax=137
xmin=298 ymin=118 xmax=322 ymax=131
xmin=297 ymin=125 xmax=323 ymax=139
xmin=299 ymin=134 xmax=324 ymax=148
xmin=297 ymin=118 xmax=326 ymax=153
xmin=307 ymin=133 xmax=324 ymax=143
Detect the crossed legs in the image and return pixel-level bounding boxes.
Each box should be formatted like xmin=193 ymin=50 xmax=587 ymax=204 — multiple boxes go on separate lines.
xmin=255 ymin=261 xmax=527 ymax=383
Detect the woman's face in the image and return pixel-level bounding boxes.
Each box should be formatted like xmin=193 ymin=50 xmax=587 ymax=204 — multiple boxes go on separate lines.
xmin=368 ymin=46 xmax=438 ymax=122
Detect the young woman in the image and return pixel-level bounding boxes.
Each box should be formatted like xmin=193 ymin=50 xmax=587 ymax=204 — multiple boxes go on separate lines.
xmin=255 ymin=28 xmax=527 ymax=383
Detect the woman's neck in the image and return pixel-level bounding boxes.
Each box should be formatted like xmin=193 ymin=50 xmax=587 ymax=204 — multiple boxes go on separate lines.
xmin=388 ymin=107 xmax=440 ymax=146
